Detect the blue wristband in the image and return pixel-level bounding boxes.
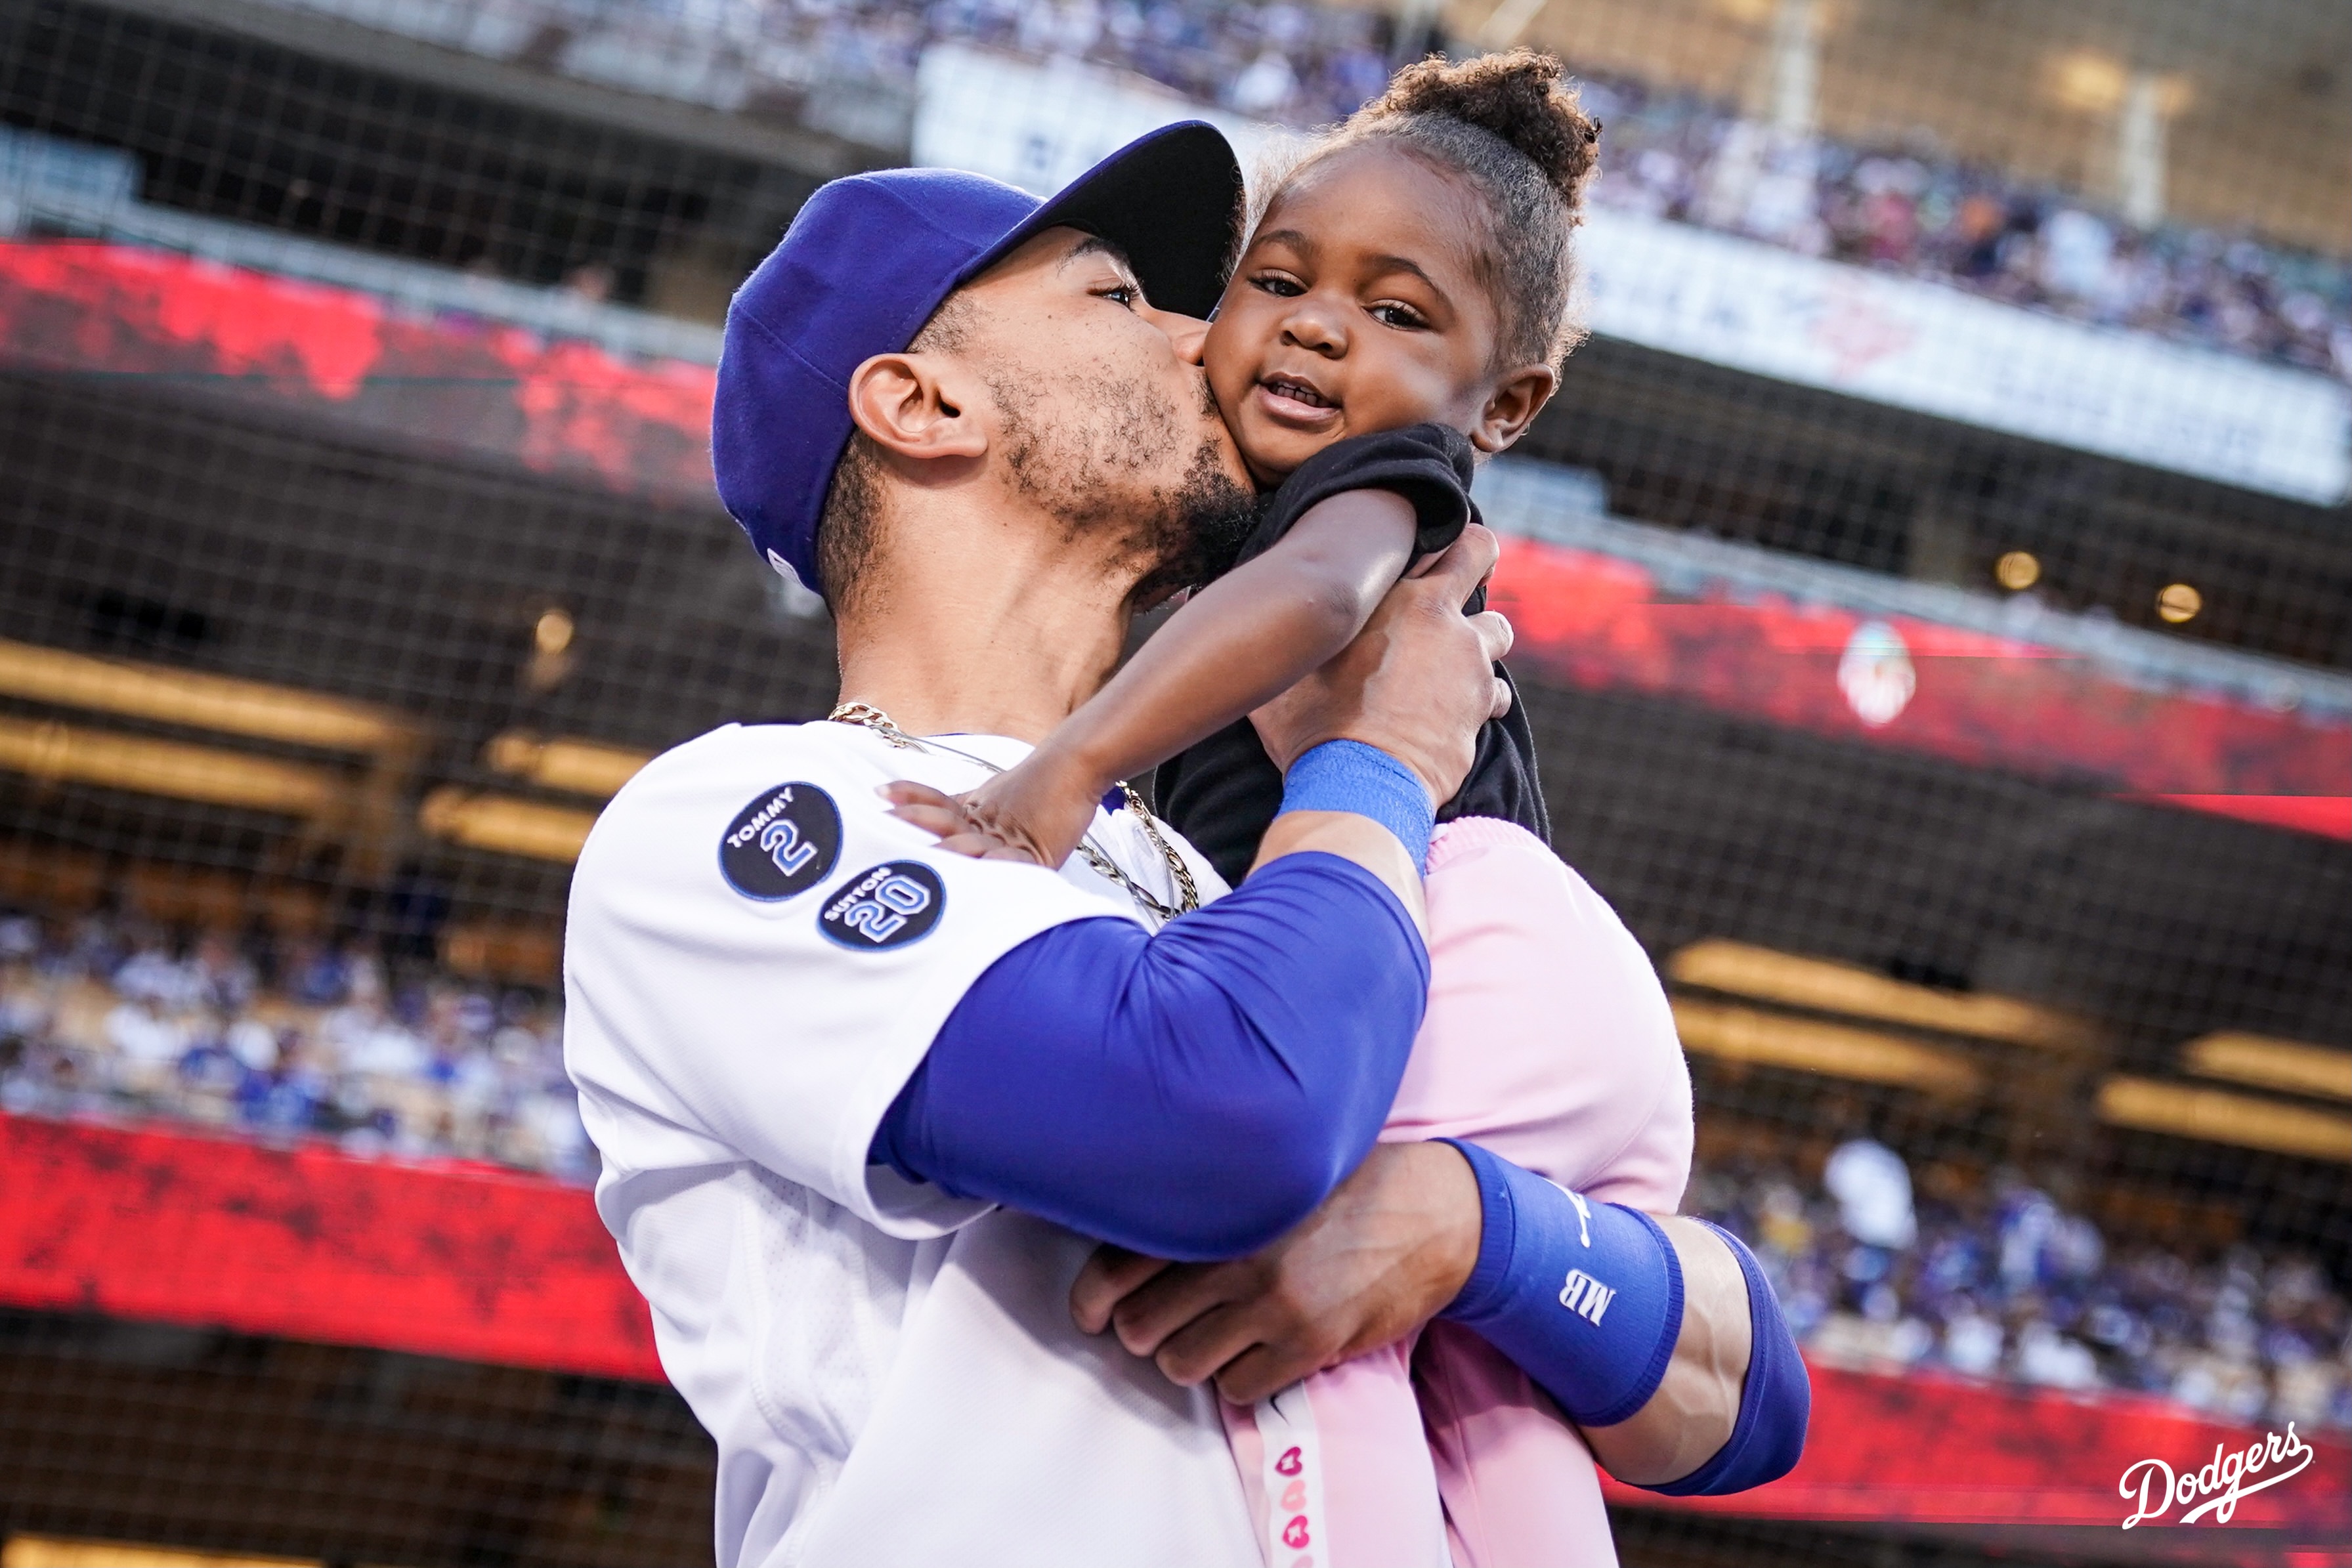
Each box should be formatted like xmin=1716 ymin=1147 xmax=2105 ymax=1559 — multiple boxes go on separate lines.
xmin=1438 ymin=1137 xmax=1684 ymax=1428
xmin=1277 ymin=740 xmax=1436 ymax=870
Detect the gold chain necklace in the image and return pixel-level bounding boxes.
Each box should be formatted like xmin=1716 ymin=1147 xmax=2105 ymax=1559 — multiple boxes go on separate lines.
xmin=828 ymin=701 xmax=1201 ymax=920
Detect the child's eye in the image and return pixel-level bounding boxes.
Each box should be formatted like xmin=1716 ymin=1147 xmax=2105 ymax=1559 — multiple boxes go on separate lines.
xmin=1098 ymin=284 xmax=1140 ymax=309
xmin=1369 ymin=302 xmax=1428 ymax=329
xmin=1250 ymin=273 xmax=1306 ymax=297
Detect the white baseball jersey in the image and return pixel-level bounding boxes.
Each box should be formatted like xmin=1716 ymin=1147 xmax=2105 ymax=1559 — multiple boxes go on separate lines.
xmin=563 ymin=720 xmax=1257 ymax=1568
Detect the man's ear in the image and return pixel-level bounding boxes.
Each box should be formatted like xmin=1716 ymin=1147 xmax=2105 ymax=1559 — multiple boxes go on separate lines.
xmin=845 ymin=351 xmax=990 ymax=463
xmin=1469 ymin=364 xmax=1559 ymax=454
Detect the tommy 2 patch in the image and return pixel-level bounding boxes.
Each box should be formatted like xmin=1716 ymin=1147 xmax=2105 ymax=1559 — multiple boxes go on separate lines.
xmin=719 ymin=782 xmax=842 ymax=901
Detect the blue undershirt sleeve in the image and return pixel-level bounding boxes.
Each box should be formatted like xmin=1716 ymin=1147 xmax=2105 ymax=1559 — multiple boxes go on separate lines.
xmin=868 ymin=851 xmax=1428 ymax=1261
xmin=1638 ymin=1220 xmax=1811 ymax=1496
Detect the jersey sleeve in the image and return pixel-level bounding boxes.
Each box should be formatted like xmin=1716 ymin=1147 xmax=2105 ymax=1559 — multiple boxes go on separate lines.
xmin=563 ymin=723 xmax=1141 ymax=1238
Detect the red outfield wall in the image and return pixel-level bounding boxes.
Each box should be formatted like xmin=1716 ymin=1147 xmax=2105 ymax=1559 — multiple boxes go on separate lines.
xmin=5 ymin=240 xmax=2343 ymax=841
xmin=0 ymin=1109 xmax=662 ymax=1381
xmin=1487 ymin=540 xmax=2352 ymax=841
xmin=2 ymin=1112 xmax=2346 ymax=1560
xmin=1602 ymin=1374 xmax=2352 ymax=1563
xmin=0 ymin=242 xmax=716 ymax=506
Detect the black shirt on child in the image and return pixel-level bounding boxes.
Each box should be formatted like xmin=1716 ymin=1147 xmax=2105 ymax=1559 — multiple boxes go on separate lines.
xmin=1155 ymin=422 xmax=1550 ymax=889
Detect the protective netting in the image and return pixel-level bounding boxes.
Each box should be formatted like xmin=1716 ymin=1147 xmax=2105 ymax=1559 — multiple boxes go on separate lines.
xmin=2 ymin=0 xmax=2349 ymax=1563
xmin=0 ymin=1308 xmax=715 ymax=1566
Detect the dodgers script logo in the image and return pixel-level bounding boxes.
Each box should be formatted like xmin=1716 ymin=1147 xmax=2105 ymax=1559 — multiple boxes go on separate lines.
xmin=2118 ymin=1423 xmax=2313 ymax=1527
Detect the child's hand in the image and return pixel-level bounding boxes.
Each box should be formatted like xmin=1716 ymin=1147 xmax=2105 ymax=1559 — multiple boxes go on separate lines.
xmin=881 ymin=754 xmax=1103 ymax=868
xmin=880 ymin=780 xmax=1026 ymax=860
xmin=956 ymin=756 xmax=1103 ymax=868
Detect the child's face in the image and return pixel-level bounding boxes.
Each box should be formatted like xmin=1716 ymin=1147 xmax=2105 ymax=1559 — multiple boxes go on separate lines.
xmin=1203 ymin=141 xmax=1549 ymax=488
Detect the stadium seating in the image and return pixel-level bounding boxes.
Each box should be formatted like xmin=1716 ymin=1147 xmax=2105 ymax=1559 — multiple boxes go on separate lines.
xmin=1688 ymin=1134 xmax=2351 ymax=1434
xmin=211 ymin=0 xmax=2352 ymax=383
xmin=0 ymin=902 xmax=592 ymax=1181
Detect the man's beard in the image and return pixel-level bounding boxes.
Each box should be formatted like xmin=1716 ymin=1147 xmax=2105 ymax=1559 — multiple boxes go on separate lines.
xmin=1130 ymin=436 xmax=1264 ymax=604
xmin=987 ymin=360 xmax=1261 ymax=605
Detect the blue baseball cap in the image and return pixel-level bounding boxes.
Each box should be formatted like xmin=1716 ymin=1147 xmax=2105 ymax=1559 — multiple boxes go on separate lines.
xmin=712 ymin=123 xmax=1245 ymax=599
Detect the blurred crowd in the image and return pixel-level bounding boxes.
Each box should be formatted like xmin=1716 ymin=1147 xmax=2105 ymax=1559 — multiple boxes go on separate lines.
xmin=293 ymin=0 xmax=2352 ymax=381
xmin=895 ymin=0 xmax=1390 ymax=125
xmin=310 ymin=0 xmax=1394 ymax=129
xmin=1575 ymin=71 xmax=2352 ymax=380
xmin=0 ymin=907 xmax=594 ymax=1183
xmin=1693 ymin=1138 xmax=2352 ymax=1435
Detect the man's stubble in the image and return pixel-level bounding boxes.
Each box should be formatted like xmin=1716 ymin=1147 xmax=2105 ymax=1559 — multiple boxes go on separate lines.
xmin=984 ymin=354 xmax=1261 ymax=605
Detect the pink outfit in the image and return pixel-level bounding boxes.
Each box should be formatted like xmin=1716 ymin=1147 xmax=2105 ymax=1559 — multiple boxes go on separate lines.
xmin=1224 ymin=817 xmax=1694 ymax=1568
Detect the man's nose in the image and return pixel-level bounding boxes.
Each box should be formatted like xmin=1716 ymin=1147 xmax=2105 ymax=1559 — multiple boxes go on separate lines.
xmin=1143 ymin=303 xmax=1212 ymax=366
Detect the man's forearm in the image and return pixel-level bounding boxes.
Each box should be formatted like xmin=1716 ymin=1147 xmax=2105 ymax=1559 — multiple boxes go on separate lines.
xmin=1254 ymin=807 xmax=1427 ymax=931
xmin=1629 ymin=1219 xmax=1811 ymax=1496
xmin=1068 ymin=1141 xmax=1479 ymax=1401
xmin=1066 ymin=1130 xmax=1808 ymax=1494
xmin=1580 ymin=1217 xmax=1749 ymax=1483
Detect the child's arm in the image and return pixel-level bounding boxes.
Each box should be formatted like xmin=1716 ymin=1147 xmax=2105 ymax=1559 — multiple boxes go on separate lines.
xmin=958 ymin=490 xmax=1419 ymax=866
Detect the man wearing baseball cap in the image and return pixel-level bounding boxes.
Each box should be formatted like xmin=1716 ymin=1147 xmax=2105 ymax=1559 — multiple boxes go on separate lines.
xmin=565 ymin=124 xmax=1791 ymax=1567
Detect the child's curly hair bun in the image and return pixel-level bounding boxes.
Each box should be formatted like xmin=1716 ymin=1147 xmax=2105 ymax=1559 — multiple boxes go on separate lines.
xmin=1268 ymin=49 xmax=1600 ymax=367
xmin=1367 ymin=49 xmax=1601 ymax=218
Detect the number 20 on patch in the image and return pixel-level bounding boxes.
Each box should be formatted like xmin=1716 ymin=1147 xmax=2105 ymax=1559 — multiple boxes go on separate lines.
xmin=819 ymin=861 xmax=946 ymax=951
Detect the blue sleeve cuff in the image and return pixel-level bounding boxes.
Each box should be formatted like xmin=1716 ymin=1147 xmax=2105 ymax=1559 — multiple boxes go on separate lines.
xmin=1638 ymin=1219 xmax=1811 ymax=1496
xmin=1277 ymin=739 xmax=1436 ymax=871
xmin=1438 ymin=1137 xmax=1684 ymax=1429
xmin=1444 ymin=1136 xmax=1522 ymax=1319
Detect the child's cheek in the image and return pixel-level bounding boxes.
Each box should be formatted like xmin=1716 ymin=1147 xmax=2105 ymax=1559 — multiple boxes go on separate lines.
xmin=1199 ymin=316 xmax=1262 ymax=457
xmin=1201 ymin=311 xmax=1249 ymax=406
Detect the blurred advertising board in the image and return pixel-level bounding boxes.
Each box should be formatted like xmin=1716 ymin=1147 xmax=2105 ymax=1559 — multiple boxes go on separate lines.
xmin=1478 ymin=459 xmax=2352 ymax=841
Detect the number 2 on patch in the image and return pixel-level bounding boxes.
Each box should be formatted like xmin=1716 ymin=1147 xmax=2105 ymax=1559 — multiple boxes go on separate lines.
xmin=759 ymin=819 xmax=819 ymax=878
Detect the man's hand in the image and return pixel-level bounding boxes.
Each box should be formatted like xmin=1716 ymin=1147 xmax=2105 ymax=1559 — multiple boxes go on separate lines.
xmin=1068 ymin=1142 xmax=1481 ymax=1405
xmin=1250 ymin=524 xmax=1512 ymax=806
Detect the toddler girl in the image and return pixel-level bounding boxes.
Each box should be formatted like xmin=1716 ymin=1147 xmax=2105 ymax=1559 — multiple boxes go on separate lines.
xmin=938 ymin=53 xmax=1694 ymax=1567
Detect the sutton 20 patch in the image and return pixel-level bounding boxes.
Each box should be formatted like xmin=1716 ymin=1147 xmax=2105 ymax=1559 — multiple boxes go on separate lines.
xmin=817 ymin=862 xmax=946 ymax=950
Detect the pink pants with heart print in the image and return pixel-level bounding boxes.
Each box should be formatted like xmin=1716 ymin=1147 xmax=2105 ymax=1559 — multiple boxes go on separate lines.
xmin=1222 ymin=817 xmax=1695 ymax=1568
